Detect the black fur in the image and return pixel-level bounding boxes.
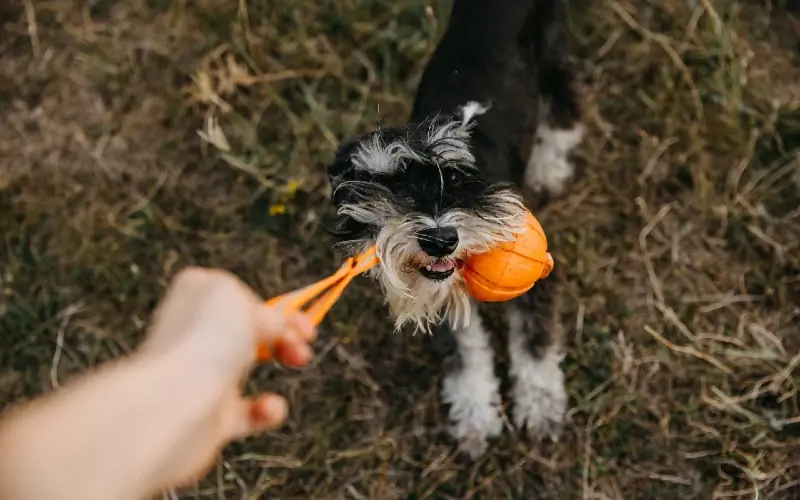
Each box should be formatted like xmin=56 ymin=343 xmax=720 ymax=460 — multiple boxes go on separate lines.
xmin=327 ymin=0 xmax=581 ymax=228
xmin=411 ymin=0 xmax=581 ymax=183
xmin=328 ymin=117 xmax=520 ymax=246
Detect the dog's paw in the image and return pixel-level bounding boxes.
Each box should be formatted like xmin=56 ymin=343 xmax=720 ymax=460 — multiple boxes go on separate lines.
xmin=511 ymin=370 xmax=567 ymax=440
xmin=524 ymin=124 xmax=584 ymax=196
xmin=449 ymin=405 xmax=503 ymax=459
xmin=452 ymin=418 xmax=502 ymax=459
xmin=524 ymin=154 xmax=573 ymax=197
xmin=442 ymin=370 xmax=503 ymax=459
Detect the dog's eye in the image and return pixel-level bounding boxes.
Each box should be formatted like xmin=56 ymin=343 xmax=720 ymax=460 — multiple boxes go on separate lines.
xmin=445 ymin=170 xmax=459 ymax=184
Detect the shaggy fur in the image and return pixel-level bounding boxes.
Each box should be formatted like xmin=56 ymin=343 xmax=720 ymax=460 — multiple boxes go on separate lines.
xmin=326 ymin=0 xmax=583 ymax=458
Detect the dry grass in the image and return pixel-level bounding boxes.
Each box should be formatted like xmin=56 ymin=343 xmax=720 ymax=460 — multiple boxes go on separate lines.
xmin=1 ymin=0 xmax=799 ymax=498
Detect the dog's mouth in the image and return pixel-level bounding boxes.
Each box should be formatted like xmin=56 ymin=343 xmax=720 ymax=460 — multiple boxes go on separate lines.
xmin=418 ymin=259 xmax=457 ymax=281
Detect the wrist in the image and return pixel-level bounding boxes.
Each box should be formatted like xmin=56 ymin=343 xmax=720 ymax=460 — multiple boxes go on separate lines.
xmin=0 ymin=354 xmax=153 ymax=500
xmin=0 ymin=349 xmax=195 ymax=500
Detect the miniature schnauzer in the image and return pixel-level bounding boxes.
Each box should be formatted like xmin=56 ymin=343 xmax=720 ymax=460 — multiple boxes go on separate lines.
xmin=326 ymin=0 xmax=583 ymax=457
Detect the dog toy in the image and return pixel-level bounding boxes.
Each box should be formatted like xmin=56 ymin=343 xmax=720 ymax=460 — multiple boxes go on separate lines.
xmin=257 ymin=245 xmax=379 ymax=360
xmin=461 ymin=210 xmax=554 ymax=302
xmin=257 ymin=210 xmax=551 ymax=357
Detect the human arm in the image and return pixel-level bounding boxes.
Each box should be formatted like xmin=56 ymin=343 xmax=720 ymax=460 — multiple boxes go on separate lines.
xmin=0 ymin=268 xmax=315 ymax=500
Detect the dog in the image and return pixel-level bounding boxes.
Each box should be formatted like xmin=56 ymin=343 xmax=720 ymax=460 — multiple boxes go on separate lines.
xmin=325 ymin=0 xmax=584 ymax=458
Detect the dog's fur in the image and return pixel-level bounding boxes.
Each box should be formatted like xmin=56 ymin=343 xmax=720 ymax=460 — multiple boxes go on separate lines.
xmin=326 ymin=0 xmax=583 ymax=457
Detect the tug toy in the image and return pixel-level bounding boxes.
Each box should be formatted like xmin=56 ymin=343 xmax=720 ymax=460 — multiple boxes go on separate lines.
xmin=258 ymin=210 xmax=552 ymax=358
xmin=258 ymin=245 xmax=379 ymax=360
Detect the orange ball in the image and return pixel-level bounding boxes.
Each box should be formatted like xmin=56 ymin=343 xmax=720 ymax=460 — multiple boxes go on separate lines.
xmin=462 ymin=210 xmax=554 ymax=302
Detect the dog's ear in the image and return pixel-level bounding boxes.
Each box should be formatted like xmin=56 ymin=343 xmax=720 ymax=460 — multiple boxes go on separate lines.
xmin=326 ymin=139 xmax=371 ymax=241
xmin=327 ymin=139 xmax=360 ymax=206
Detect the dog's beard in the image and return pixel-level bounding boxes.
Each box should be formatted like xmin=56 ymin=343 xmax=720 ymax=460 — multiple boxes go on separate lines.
xmin=336 ymin=189 xmax=527 ymax=333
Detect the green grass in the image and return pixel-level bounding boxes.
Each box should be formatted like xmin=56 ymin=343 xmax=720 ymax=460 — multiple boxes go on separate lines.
xmin=1 ymin=0 xmax=799 ymax=498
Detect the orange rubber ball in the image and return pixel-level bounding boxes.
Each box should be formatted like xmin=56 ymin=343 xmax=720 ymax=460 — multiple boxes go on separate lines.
xmin=462 ymin=210 xmax=554 ymax=302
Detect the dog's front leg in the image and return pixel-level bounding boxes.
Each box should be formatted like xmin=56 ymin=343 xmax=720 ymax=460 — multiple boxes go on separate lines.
xmin=439 ymin=304 xmax=503 ymax=459
xmin=505 ymin=277 xmax=567 ymax=439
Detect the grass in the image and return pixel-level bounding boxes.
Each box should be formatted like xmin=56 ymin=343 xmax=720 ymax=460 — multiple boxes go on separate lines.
xmin=1 ymin=0 xmax=799 ymax=498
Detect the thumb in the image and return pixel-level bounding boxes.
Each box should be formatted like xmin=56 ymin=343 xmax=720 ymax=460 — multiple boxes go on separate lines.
xmin=225 ymin=393 xmax=289 ymax=441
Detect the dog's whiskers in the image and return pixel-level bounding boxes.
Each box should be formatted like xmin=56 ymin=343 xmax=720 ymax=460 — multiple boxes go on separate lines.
xmin=331 ymin=174 xmax=527 ymax=333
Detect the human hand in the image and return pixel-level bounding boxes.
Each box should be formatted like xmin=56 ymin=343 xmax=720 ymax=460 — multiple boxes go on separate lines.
xmin=0 ymin=267 xmax=316 ymax=500
xmin=138 ymin=267 xmax=316 ymax=490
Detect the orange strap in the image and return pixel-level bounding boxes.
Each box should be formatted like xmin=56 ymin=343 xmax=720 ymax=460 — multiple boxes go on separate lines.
xmin=257 ymin=245 xmax=378 ymax=360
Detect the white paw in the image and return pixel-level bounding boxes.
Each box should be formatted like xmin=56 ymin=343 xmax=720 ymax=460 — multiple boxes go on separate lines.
xmin=524 ymin=152 xmax=574 ymax=196
xmin=512 ymin=374 xmax=567 ymax=439
xmin=442 ymin=370 xmax=503 ymax=459
xmin=525 ymin=124 xmax=584 ymax=196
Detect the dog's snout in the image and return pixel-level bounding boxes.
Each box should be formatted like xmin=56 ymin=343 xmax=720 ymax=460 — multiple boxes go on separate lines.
xmin=417 ymin=226 xmax=459 ymax=257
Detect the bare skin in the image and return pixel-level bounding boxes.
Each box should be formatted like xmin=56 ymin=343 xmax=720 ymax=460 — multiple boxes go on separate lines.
xmin=0 ymin=267 xmax=316 ymax=500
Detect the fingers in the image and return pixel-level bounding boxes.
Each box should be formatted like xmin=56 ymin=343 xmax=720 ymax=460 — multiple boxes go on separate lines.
xmin=278 ymin=314 xmax=316 ymax=366
xmin=152 ymin=266 xmax=318 ymax=370
xmin=257 ymin=306 xmax=317 ymax=343
xmin=274 ymin=334 xmax=313 ymax=368
xmin=255 ymin=306 xmax=317 ymax=367
xmin=226 ymin=393 xmax=289 ymax=441
xmin=287 ymin=313 xmax=316 ymax=342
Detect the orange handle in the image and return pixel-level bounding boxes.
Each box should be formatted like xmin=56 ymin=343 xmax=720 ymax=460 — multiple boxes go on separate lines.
xmin=257 ymin=246 xmax=378 ymax=360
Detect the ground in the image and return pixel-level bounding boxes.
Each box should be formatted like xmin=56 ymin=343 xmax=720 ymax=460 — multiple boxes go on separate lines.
xmin=1 ymin=0 xmax=799 ymax=498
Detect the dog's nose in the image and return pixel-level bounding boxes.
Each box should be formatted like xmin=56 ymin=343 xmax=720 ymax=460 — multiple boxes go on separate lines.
xmin=417 ymin=226 xmax=459 ymax=257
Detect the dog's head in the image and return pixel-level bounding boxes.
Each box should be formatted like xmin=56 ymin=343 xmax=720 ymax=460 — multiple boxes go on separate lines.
xmin=326 ymin=102 xmax=527 ymax=333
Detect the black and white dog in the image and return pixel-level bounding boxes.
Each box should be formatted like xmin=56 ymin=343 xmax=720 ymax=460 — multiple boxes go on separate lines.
xmin=326 ymin=0 xmax=583 ymax=457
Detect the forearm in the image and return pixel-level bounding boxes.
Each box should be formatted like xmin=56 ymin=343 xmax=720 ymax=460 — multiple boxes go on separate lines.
xmin=0 ymin=346 xmax=216 ymax=500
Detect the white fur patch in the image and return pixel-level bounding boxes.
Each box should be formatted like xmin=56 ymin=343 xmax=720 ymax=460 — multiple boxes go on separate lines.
xmin=423 ymin=120 xmax=475 ymax=167
xmin=507 ymin=309 xmax=567 ymax=437
xmin=441 ymin=306 xmax=503 ymax=458
xmin=525 ymin=124 xmax=584 ymax=195
xmin=460 ymin=101 xmax=490 ymax=126
xmin=351 ymin=136 xmax=424 ymax=174
xmin=351 ymin=101 xmax=490 ymax=176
